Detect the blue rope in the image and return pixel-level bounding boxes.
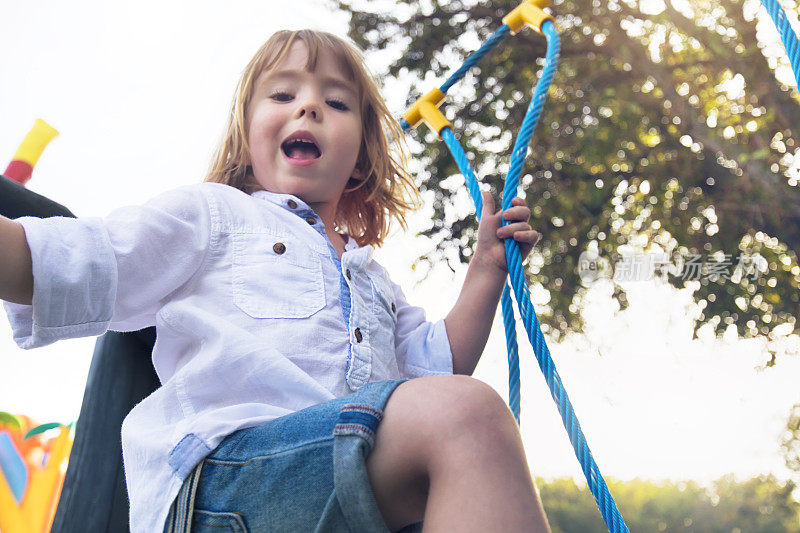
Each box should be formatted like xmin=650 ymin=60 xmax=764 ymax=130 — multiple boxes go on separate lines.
xmin=401 ymin=23 xmax=520 ymax=417
xmin=401 ymin=18 xmax=629 ymax=533
xmin=440 ymin=25 xmax=512 ymax=93
xmin=399 ymin=26 xmax=511 ymax=131
xmin=760 ymin=0 xmax=800 ymax=89
xmin=439 ymin=129 xmax=523 ymax=425
xmin=500 ymin=22 xmax=627 ymax=532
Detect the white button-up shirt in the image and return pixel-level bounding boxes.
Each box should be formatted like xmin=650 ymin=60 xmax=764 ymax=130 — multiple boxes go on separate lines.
xmin=2 ymin=182 xmax=453 ymax=533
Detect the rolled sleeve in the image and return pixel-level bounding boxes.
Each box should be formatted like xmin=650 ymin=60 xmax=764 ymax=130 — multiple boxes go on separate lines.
xmin=390 ymin=280 xmax=453 ymax=378
xmin=3 ymin=216 xmax=119 ymax=349
xmin=2 ymin=185 xmax=212 ymax=349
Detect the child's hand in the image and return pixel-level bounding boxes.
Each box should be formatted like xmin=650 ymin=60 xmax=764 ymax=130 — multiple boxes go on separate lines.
xmin=473 ymin=190 xmax=540 ymax=275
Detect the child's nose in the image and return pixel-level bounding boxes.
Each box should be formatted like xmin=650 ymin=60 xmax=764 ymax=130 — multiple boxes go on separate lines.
xmin=295 ymin=102 xmax=321 ymax=120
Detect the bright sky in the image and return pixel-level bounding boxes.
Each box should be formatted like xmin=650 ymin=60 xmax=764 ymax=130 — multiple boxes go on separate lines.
xmin=2 ymin=0 xmax=800 ymax=488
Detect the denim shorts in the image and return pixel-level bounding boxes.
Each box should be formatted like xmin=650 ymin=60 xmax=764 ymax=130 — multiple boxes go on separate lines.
xmin=163 ymin=379 xmax=422 ymax=533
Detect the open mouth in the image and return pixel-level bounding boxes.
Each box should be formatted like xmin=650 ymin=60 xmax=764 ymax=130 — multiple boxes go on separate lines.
xmin=281 ymin=138 xmax=321 ymax=160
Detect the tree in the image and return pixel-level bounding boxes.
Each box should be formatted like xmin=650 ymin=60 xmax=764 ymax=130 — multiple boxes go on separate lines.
xmin=782 ymin=403 xmax=800 ymax=474
xmin=333 ymin=0 xmax=800 ymax=360
xmin=537 ymin=475 xmax=800 ymax=531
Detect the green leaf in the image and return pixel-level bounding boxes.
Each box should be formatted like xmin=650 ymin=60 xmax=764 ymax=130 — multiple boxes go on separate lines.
xmin=24 ymin=422 xmax=63 ymax=440
xmin=0 ymin=411 xmax=22 ymax=430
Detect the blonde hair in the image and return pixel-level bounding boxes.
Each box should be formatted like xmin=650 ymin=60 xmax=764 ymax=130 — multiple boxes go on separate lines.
xmin=204 ymin=29 xmax=421 ymax=247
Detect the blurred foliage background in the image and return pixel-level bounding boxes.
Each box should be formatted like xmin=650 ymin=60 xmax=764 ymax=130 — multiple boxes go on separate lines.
xmin=333 ymin=0 xmax=800 ymax=357
xmin=332 ymin=0 xmax=800 ymax=526
xmin=537 ymin=475 xmax=799 ymax=532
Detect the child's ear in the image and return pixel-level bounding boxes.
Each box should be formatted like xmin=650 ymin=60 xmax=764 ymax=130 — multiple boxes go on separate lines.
xmin=350 ymin=165 xmax=366 ymax=181
xmin=344 ymin=167 xmax=366 ymax=193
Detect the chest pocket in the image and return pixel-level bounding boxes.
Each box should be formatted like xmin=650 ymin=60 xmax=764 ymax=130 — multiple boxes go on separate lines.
xmin=232 ymin=232 xmax=325 ymax=319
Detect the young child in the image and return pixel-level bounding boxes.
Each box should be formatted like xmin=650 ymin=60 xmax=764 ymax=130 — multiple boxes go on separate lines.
xmin=0 ymin=29 xmax=549 ymax=532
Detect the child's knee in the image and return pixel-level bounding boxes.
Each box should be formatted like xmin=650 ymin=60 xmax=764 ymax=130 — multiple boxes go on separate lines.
xmin=388 ymin=375 xmax=518 ymax=451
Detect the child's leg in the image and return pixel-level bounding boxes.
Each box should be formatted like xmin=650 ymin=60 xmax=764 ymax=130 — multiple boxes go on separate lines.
xmin=366 ymin=374 xmax=550 ymax=532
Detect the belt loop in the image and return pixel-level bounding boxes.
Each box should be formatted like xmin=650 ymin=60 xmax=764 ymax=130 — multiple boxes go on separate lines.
xmin=164 ymin=459 xmax=205 ymax=533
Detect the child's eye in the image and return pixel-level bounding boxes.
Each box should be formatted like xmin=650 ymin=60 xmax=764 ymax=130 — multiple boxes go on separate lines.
xmin=327 ymin=99 xmax=349 ymax=111
xmin=269 ymin=91 xmax=293 ymax=102
xmin=268 ymin=91 xmax=348 ymax=111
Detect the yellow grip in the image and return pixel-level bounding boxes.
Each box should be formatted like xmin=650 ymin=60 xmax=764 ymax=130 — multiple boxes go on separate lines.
xmin=12 ymin=119 xmax=59 ymax=167
xmin=403 ymin=88 xmax=452 ymax=139
xmin=502 ymin=0 xmax=554 ymax=35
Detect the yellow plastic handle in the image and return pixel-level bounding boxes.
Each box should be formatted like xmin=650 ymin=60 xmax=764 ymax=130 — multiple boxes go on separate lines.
xmin=403 ymin=88 xmax=452 ymax=138
xmin=502 ymin=0 xmax=554 ymax=35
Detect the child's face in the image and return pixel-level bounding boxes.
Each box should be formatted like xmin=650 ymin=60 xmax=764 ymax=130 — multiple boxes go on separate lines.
xmin=246 ymin=40 xmax=363 ymax=212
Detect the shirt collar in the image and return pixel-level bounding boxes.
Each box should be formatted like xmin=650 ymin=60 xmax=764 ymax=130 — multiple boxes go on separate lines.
xmin=250 ymin=189 xmax=313 ymax=214
xmin=343 ymin=235 xmax=358 ymax=251
xmin=250 ymin=189 xmax=358 ymax=251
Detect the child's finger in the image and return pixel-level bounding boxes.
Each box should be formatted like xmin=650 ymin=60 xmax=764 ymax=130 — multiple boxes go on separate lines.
xmin=481 ymin=190 xmax=495 ymax=216
xmin=496 ymin=222 xmax=533 ymax=238
xmin=501 ymin=205 xmax=531 ymax=222
xmin=513 ymin=230 xmax=540 ymax=244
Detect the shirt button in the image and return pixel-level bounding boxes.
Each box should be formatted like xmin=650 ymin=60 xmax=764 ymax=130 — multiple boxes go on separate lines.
xmin=305 ymin=217 xmax=316 ymax=225
xmin=287 ymin=199 xmax=298 ymax=209
xmin=346 ymin=269 xmax=352 ymax=280
xmin=354 ymin=327 xmax=363 ymax=343
xmin=391 ymin=303 xmax=396 ymax=313
xmin=273 ymin=242 xmax=286 ymax=254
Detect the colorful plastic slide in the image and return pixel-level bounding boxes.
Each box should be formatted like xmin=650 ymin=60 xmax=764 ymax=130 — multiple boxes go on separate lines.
xmin=0 ymin=414 xmax=73 ymax=533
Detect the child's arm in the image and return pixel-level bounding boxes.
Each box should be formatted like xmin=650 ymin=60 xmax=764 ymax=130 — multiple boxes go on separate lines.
xmin=0 ymin=215 xmax=33 ymax=305
xmin=2 ymin=185 xmax=212 ymax=349
xmin=445 ymin=257 xmax=506 ymax=375
xmin=445 ymin=191 xmax=539 ymax=375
